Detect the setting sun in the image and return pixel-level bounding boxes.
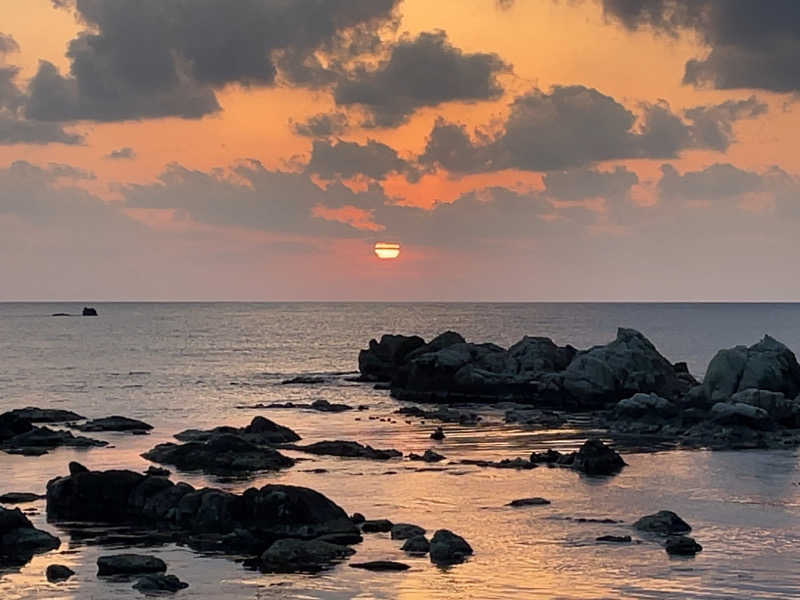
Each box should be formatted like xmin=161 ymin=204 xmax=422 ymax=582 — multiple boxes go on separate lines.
xmin=374 ymin=242 xmax=400 ymax=260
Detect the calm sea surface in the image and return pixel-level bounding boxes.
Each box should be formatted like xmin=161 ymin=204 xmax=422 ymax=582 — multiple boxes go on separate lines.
xmin=0 ymin=303 xmax=799 ymax=599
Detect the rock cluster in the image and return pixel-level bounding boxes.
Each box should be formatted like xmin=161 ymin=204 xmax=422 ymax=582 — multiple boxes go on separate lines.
xmin=0 ymin=506 xmax=60 ymax=567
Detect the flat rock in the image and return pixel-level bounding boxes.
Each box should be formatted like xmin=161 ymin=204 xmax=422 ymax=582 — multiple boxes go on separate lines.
xmin=133 ymin=574 xmax=189 ymax=594
xmin=350 ymin=561 xmax=410 ymax=571
xmin=259 ymin=538 xmax=354 ymax=573
xmin=175 ymin=416 xmax=300 ymax=445
xmin=390 ymin=523 xmax=426 ymax=540
xmin=408 ymin=449 xmax=446 ymax=462
xmin=596 ymin=535 xmax=631 ymax=543
xmin=361 ymin=519 xmax=393 ymax=533
xmin=508 ymin=497 xmax=550 ymax=507
xmin=665 ymin=535 xmax=702 ymax=555
xmin=633 ymin=511 xmax=691 ymax=535
xmin=281 ymin=376 xmax=328 ymax=385
xmin=290 ymin=441 xmax=401 ymax=461
xmin=97 ymin=554 xmax=167 ymax=576
xmin=401 ymin=535 xmax=430 ymax=554
xmin=2 ymin=426 xmax=107 ymax=451
xmin=0 ymin=407 xmax=84 ymax=423
xmin=75 ymin=416 xmax=153 ymax=432
xmin=46 ymin=564 xmax=75 ymax=582
xmin=0 ymin=492 xmax=44 ymax=504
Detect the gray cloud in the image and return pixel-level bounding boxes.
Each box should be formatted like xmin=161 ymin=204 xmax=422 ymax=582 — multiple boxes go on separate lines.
xmin=27 ymin=0 xmax=400 ymax=122
xmin=305 ymin=138 xmax=418 ymax=181
xmin=333 ymin=30 xmax=510 ymax=127
xmin=420 ymin=86 xmax=765 ymax=174
xmin=601 ymin=0 xmax=800 ymax=92
xmin=290 ymin=112 xmax=350 ymax=138
xmin=0 ymin=33 xmax=19 ymax=56
xmin=543 ymin=166 xmax=639 ymax=201
xmin=106 ymin=147 xmax=136 ymax=160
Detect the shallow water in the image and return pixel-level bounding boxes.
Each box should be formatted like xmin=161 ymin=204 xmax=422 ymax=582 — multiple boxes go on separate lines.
xmin=1 ymin=303 xmax=799 ymax=599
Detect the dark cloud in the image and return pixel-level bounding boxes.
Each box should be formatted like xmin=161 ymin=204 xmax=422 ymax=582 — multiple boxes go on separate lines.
xmin=0 ymin=33 xmax=19 ymax=55
xmin=106 ymin=147 xmax=136 ymax=160
xmin=290 ymin=112 xmax=350 ymax=138
xmin=601 ymin=0 xmax=800 ymax=92
xmin=27 ymin=0 xmax=400 ymax=122
xmin=657 ymin=163 xmax=785 ymax=203
xmin=305 ymin=138 xmax=418 ymax=181
xmin=420 ymin=86 xmax=765 ymax=174
xmin=333 ymin=31 xmax=510 ymax=127
xmin=543 ymin=166 xmax=638 ymax=201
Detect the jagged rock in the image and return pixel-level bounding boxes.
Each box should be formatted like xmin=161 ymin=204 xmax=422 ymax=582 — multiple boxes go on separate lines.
xmin=506 ymin=336 xmax=576 ymax=376
xmin=459 ymin=457 xmax=537 ymax=470
xmin=133 ymin=574 xmax=189 ymax=594
xmin=358 ymin=334 xmax=427 ymax=381
xmin=0 ymin=492 xmax=43 ymax=504
xmin=175 ymin=416 xmax=300 ymax=445
xmin=75 ymin=416 xmax=153 ymax=433
xmin=709 ymin=402 xmax=773 ymax=430
xmin=361 ymin=519 xmax=393 ymax=533
xmin=259 ymin=538 xmax=354 ymax=573
xmin=142 ymin=434 xmax=295 ymax=475
xmin=289 ymin=441 xmax=401 ymax=461
xmin=350 ymin=561 xmax=410 ymax=571
xmin=596 ymin=535 xmax=631 ymax=543
xmin=703 ymin=336 xmax=800 ymax=402
xmin=97 ymin=554 xmax=166 ymax=576
xmin=429 ymin=529 xmax=473 ymax=565
xmin=570 ymin=439 xmax=626 ymax=476
xmin=390 ymin=523 xmax=426 ymax=540
xmin=0 ymin=407 xmax=84 ymax=423
xmin=408 ymin=449 xmax=445 ymax=463
xmin=529 ymin=449 xmax=564 ymax=464
xmin=665 ymin=535 xmax=702 ymax=555
xmin=402 ymin=535 xmax=430 ymax=554
xmin=633 ymin=511 xmax=691 ymax=535
xmin=614 ymin=393 xmax=679 ymax=420
xmin=46 ymin=564 xmax=75 ymax=581
xmin=508 ymin=497 xmax=550 ymax=507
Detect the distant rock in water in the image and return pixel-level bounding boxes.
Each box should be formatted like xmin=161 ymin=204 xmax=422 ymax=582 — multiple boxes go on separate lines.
xmin=97 ymin=554 xmax=166 ymax=576
xmin=175 ymin=416 xmax=300 ymax=445
xmin=289 ymin=440 xmax=401 ymax=461
xmin=633 ymin=511 xmax=691 ymax=535
xmin=350 ymin=561 xmax=410 ymax=571
xmin=133 ymin=574 xmax=189 ymax=593
xmin=51 ymin=313 xmax=70 ymax=317
xmin=82 ymin=307 xmax=98 ymax=316
xmin=281 ymin=375 xmax=329 ymax=385
xmin=0 ymin=492 xmax=44 ymax=504
xmin=74 ymin=416 xmax=153 ymax=433
xmin=1 ymin=407 xmax=84 ymax=423
xmin=429 ymin=529 xmax=473 ymax=565
xmin=664 ymin=535 xmax=702 ymax=555
xmin=0 ymin=506 xmax=60 ymax=567
xmin=46 ymin=564 xmax=75 ymax=582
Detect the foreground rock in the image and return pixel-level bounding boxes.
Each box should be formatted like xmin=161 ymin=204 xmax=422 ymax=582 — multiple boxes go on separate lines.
xmin=142 ymin=434 xmax=294 ymax=475
xmin=46 ymin=564 xmax=75 ymax=581
xmin=97 ymin=554 xmax=166 ymax=576
xmin=429 ymin=529 xmax=473 ymax=565
xmin=133 ymin=574 xmax=189 ymax=594
xmin=75 ymin=416 xmax=153 ymax=433
xmin=289 ymin=441 xmax=401 ymax=461
xmin=258 ymin=538 xmax=354 ymax=573
xmin=174 ymin=416 xmax=300 ymax=445
xmin=47 ymin=464 xmax=358 ymax=560
xmin=0 ymin=506 xmax=60 ymax=566
xmin=633 ymin=511 xmax=691 ymax=535
xmin=351 ymin=561 xmax=410 ymax=571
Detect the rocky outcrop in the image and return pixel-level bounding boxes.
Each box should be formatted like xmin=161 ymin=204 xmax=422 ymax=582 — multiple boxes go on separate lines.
xmin=664 ymin=535 xmax=702 ymax=555
xmin=174 ymin=416 xmax=300 ymax=445
xmin=429 ymin=529 xmax=473 ymax=565
xmin=0 ymin=407 xmax=84 ymax=423
xmin=288 ymin=441 xmax=401 ymax=461
xmin=258 ymin=538 xmax=354 ymax=573
xmin=0 ymin=506 xmax=60 ymax=567
xmin=142 ymin=434 xmax=295 ymax=475
xmin=2 ymin=426 xmax=107 ymax=454
xmin=358 ymin=334 xmax=427 ymax=381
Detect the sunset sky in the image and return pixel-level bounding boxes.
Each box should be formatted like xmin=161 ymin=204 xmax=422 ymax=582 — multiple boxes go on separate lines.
xmin=1 ymin=0 xmax=799 ymax=301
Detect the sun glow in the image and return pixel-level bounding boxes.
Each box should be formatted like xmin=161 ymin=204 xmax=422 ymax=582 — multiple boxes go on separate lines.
xmin=374 ymin=242 xmax=400 ymax=259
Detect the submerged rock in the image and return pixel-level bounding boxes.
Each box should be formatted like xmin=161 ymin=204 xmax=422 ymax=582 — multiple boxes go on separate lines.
xmin=430 ymin=427 xmax=445 ymax=440
xmin=665 ymin=535 xmax=702 ymax=555
xmin=350 ymin=560 xmax=410 ymax=571
xmin=0 ymin=492 xmax=44 ymax=504
xmin=2 ymin=426 xmax=107 ymax=453
xmin=633 ymin=511 xmax=691 ymax=535
xmin=408 ymin=449 xmax=446 ymax=463
xmin=97 ymin=554 xmax=166 ymax=576
xmin=133 ymin=573 xmax=189 ymax=594
xmin=508 ymin=497 xmax=550 ymax=507
xmin=459 ymin=457 xmax=537 ymax=470
xmin=570 ymin=439 xmax=626 ymax=476
xmin=596 ymin=535 xmax=631 ymax=543
xmin=395 ymin=406 xmax=480 ymax=425
xmin=290 ymin=441 xmax=401 ymax=461
xmin=429 ymin=529 xmax=473 ymax=565
xmin=75 ymin=416 xmax=153 ymax=433
xmin=259 ymin=538 xmax=354 ymax=573
xmin=45 ymin=564 xmax=75 ymax=582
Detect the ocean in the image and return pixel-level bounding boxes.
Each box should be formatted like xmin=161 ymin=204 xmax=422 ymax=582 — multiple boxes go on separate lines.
xmin=1 ymin=302 xmax=799 ymax=599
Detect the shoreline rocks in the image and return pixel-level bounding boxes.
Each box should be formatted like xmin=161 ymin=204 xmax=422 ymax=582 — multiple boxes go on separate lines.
xmin=287 ymin=441 xmax=401 ymax=461
xmin=0 ymin=506 xmax=60 ymax=567
xmin=74 ymin=416 xmax=153 ymax=433
xmin=97 ymin=554 xmax=166 ymax=576
xmin=174 ymin=416 xmax=300 ymax=446
xmin=429 ymin=530 xmax=473 ymax=565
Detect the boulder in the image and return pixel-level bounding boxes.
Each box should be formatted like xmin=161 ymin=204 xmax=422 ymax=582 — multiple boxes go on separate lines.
xmin=390 ymin=523 xmax=426 ymax=540
xmin=175 ymin=416 xmax=300 ymax=445
xmin=665 ymin=535 xmax=702 ymax=556
xmin=97 ymin=554 xmax=166 ymax=576
xmin=703 ymin=336 xmax=800 ymax=402
xmin=290 ymin=441 xmax=401 ymax=461
xmin=729 ymin=389 xmax=800 ymax=427
xmin=508 ymin=497 xmax=550 ymax=507
xmin=361 ymin=519 xmax=393 ymax=533
xmin=133 ymin=574 xmax=189 ymax=594
xmin=259 ymin=538 xmax=354 ymax=573
xmin=570 ymin=439 xmax=626 ymax=476
xmin=402 ymin=535 xmax=430 ymax=554
xmin=82 ymin=307 xmax=98 ymax=316
xmin=596 ymin=535 xmax=631 ymax=543
xmin=633 ymin=511 xmax=691 ymax=535
xmin=0 ymin=407 xmax=83 ymax=423
xmin=405 ymin=331 xmax=467 ymax=362
xmin=563 ymin=329 xmax=690 ymax=407
xmin=709 ymin=402 xmax=773 ymax=430
xmin=2 ymin=426 xmax=106 ymax=452
xmin=75 ymin=416 xmax=153 ymax=432
xmin=430 ymin=427 xmax=445 ymax=440
xmin=350 ymin=561 xmax=410 ymax=571
xmin=46 ymin=564 xmax=75 ymax=582
xmin=506 ymin=336 xmax=576 ymax=376
xmin=358 ymin=334 xmax=426 ymax=381
xmin=408 ymin=449 xmax=445 ymax=463
xmin=429 ymin=529 xmax=473 ymax=565
xmin=614 ymin=393 xmax=679 ymax=420
xmin=0 ymin=507 xmax=60 ymax=566
xmin=0 ymin=492 xmax=44 ymax=504
xmin=142 ymin=434 xmax=295 ymax=475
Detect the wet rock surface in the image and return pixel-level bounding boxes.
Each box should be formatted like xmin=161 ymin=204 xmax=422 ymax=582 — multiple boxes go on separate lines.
xmin=174 ymin=416 xmax=300 ymax=445
xmin=350 ymin=560 xmax=410 ymax=571
xmin=633 ymin=511 xmax=691 ymax=535
xmin=74 ymin=416 xmax=154 ymax=433
xmin=288 ymin=441 xmax=401 ymax=460
xmin=133 ymin=573 xmax=189 ymax=594
xmin=0 ymin=506 xmax=60 ymax=567
xmin=97 ymin=554 xmax=166 ymax=576
xmin=429 ymin=529 xmax=473 ymax=565
xmin=664 ymin=535 xmax=702 ymax=556
xmin=258 ymin=538 xmax=355 ymax=573
xmin=401 ymin=535 xmax=430 ymax=554
xmin=46 ymin=564 xmax=75 ymax=581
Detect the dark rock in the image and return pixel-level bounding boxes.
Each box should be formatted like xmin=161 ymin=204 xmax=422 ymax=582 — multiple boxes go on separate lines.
xmin=350 ymin=561 xmax=410 ymax=571
xmin=504 ymin=408 xmax=564 ymax=427
xmin=358 ymin=334 xmax=427 ymax=381
xmin=2 ymin=426 xmax=107 ymax=451
xmin=429 ymin=529 xmax=473 ymax=565
xmin=529 ymin=449 xmax=563 ymax=464
xmin=0 ymin=407 xmax=84 ymax=423
xmin=459 ymin=457 xmax=537 ymax=470
xmin=259 ymin=538 xmax=354 ymax=573
xmin=361 ymin=519 xmax=393 ymax=533
xmin=633 ymin=511 xmax=691 ymax=535
xmin=75 ymin=416 xmax=153 ymax=432
xmin=309 ymin=399 xmax=352 ymax=412
xmin=391 ymin=523 xmax=426 ymax=540
xmin=430 ymin=427 xmax=445 ymax=440
xmin=408 ymin=449 xmax=446 ymax=463
xmin=0 ymin=507 xmax=60 ymax=566
xmin=665 ymin=535 xmax=702 ymax=555
xmin=46 ymin=564 xmax=75 ymax=581
xmin=350 ymin=513 xmax=365 ymax=524
xmin=52 ymin=313 xmax=70 ymax=317
xmin=730 ymin=389 xmax=800 ymax=427
xmin=0 ymin=492 xmax=44 ymax=504
xmin=314 ymin=532 xmax=363 ymax=546
xmin=175 ymin=416 xmax=300 ymax=445
xmin=142 ymin=434 xmax=295 ymax=475
xmin=3 ymin=447 xmax=48 ymax=457
xmin=133 ymin=574 xmax=189 ymax=594
xmin=69 ymin=461 xmax=89 ymax=475
xmin=508 ymin=497 xmax=550 ymax=507
xmin=709 ymin=402 xmax=773 ymax=430
xmin=614 ymin=393 xmax=679 ymax=420
xmin=281 ymin=376 xmax=328 ymax=385
xmin=97 ymin=554 xmax=166 ymax=576
xmin=290 ymin=441 xmax=401 ymax=461
xmin=596 ymin=535 xmax=631 ymax=543
xmin=145 ymin=466 xmax=171 ymax=477
xmin=570 ymin=439 xmax=626 ymax=476
xmin=395 ymin=406 xmax=480 ymax=425
xmin=401 ymin=535 xmax=430 ymax=554
xmin=82 ymin=307 xmax=98 ymax=316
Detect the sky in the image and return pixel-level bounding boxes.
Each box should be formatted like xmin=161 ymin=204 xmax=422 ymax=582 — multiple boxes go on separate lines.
xmin=1 ymin=0 xmax=799 ymax=301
